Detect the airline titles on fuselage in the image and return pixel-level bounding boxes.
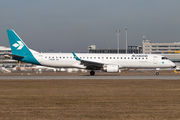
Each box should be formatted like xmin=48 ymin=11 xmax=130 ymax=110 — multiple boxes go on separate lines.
xmin=132 ymin=55 xmax=148 ymax=58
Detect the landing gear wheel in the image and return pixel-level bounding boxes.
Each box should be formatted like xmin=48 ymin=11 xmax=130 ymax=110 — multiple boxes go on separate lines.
xmin=156 ymin=72 xmax=159 ymax=76
xmin=90 ymin=70 xmax=95 ymax=76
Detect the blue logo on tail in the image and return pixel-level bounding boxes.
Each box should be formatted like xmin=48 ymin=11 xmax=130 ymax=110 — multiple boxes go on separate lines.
xmin=12 ymin=41 xmax=24 ymax=50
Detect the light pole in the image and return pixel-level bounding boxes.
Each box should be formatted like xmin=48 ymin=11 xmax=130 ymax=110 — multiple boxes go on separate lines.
xmin=125 ymin=27 xmax=128 ymax=54
xmin=116 ymin=29 xmax=120 ymax=54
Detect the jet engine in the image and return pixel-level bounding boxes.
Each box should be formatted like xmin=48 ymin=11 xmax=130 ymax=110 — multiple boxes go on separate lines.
xmin=103 ymin=65 xmax=119 ymax=73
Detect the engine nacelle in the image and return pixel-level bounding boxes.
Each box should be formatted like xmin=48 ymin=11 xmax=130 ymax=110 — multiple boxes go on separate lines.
xmin=103 ymin=65 xmax=119 ymax=73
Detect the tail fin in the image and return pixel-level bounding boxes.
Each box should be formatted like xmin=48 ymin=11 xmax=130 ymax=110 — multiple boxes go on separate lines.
xmin=7 ymin=30 xmax=38 ymax=57
xmin=7 ymin=30 xmax=40 ymax=65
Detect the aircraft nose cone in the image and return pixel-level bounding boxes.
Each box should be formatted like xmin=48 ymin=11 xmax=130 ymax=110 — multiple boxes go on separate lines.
xmin=171 ymin=62 xmax=176 ymax=68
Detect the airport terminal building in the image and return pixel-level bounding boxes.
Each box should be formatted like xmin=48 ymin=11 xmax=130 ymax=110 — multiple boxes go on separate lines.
xmin=0 ymin=46 xmax=18 ymax=66
xmin=142 ymin=40 xmax=180 ymax=54
xmin=142 ymin=39 xmax=180 ymax=62
xmin=88 ymin=45 xmax=142 ymax=54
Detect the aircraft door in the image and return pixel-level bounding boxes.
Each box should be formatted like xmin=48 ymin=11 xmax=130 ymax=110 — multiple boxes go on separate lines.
xmin=38 ymin=55 xmax=43 ymax=63
xmin=153 ymin=56 xmax=157 ymax=64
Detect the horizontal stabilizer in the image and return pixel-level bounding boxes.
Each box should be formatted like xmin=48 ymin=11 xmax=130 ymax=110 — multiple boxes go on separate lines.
xmin=4 ymin=53 xmax=24 ymax=58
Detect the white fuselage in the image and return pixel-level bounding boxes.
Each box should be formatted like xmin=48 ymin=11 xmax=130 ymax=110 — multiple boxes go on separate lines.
xmin=7 ymin=29 xmax=176 ymax=75
xmin=32 ymin=53 xmax=175 ymax=69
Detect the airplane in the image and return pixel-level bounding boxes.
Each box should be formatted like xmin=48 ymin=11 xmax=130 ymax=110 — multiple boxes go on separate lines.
xmin=6 ymin=29 xmax=176 ymax=75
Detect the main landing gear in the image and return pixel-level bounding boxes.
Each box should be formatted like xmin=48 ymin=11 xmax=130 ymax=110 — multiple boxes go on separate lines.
xmin=90 ymin=70 xmax=95 ymax=75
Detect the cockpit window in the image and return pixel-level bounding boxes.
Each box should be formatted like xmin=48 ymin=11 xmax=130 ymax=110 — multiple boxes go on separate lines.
xmin=162 ymin=57 xmax=168 ymax=60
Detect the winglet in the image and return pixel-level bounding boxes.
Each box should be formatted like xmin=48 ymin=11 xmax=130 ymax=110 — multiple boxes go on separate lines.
xmin=72 ymin=52 xmax=81 ymax=61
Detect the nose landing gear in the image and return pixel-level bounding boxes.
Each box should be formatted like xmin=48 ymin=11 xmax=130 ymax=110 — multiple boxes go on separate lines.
xmin=155 ymin=68 xmax=160 ymax=75
xmin=155 ymin=71 xmax=159 ymax=75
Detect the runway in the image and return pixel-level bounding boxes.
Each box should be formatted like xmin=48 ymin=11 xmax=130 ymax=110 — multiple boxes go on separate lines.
xmin=0 ymin=75 xmax=180 ymax=80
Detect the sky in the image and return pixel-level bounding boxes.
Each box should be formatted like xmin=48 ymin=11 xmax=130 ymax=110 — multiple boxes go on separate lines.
xmin=0 ymin=0 xmax=180 ymax=53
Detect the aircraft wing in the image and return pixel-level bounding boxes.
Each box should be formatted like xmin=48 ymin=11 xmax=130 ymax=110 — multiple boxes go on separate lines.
xmin=72 ymin=52 xmax=104 ymax=70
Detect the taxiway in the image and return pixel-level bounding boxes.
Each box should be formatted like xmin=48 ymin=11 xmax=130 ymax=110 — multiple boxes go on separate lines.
xmin=0 ymin=75 xmax=180 ymax=80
